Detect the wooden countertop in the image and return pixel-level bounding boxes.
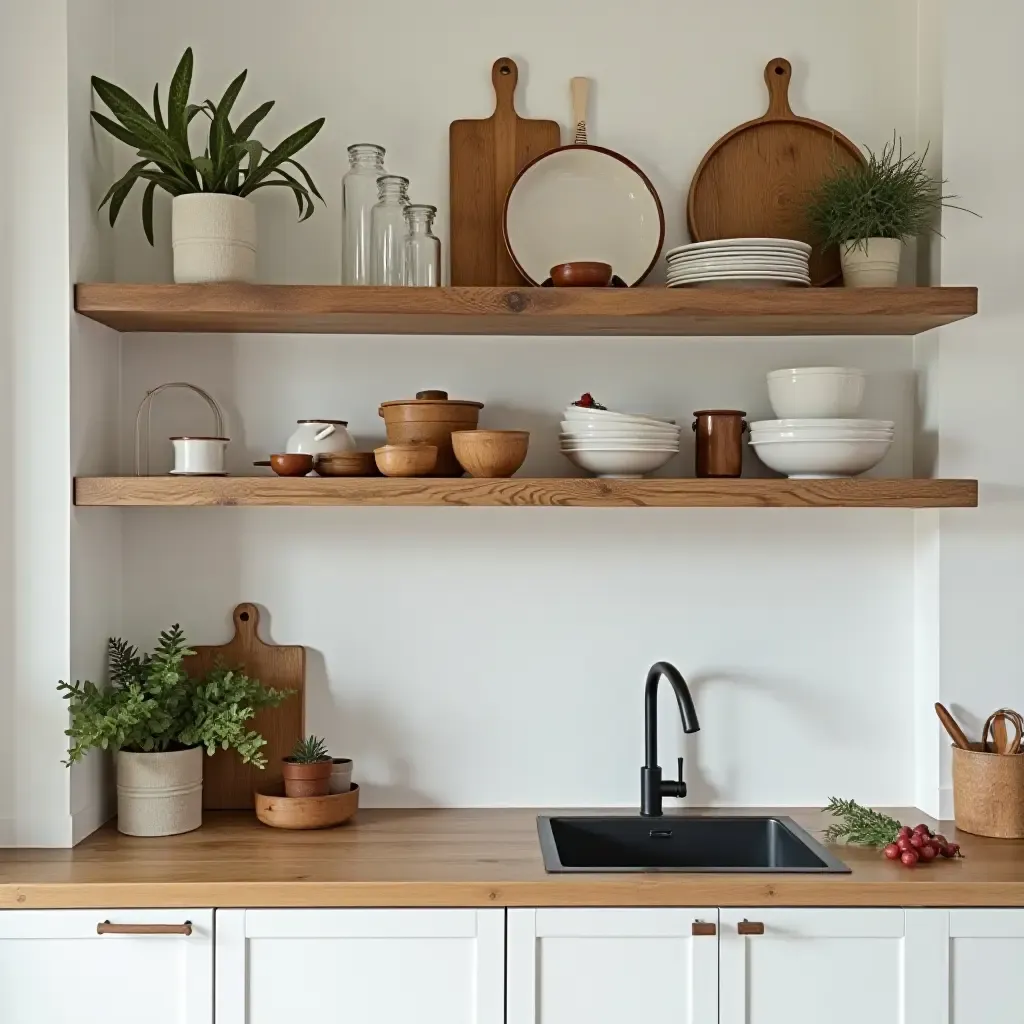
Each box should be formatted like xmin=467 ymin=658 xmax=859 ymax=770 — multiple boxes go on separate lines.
xmin=2 ymin=808 xmax=1024 ymax=909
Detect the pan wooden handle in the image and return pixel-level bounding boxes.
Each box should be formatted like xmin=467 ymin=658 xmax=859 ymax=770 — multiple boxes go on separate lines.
xmin=935 ymin=703 xmax=971 ymax=749
xmin=763 ymin=58 xmax=794 ymax=119
xmin=97 ymin=921 xmax=193 ymax=936
xmin=570 ymin=77 xmax=590 ymax=145
xmin=491 ymin=58 xmax=519 ymax=113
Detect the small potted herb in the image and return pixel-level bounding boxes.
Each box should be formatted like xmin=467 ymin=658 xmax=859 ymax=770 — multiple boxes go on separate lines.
xmin=283 ymin=736 xmax=333 ymax=797
xmin=91 ymin=47 xmax=325 ymax=284
xmin=806 ymin=135 xmax=976 ymax=288
xmin=59 ymin=626 xmax=291 ymax=836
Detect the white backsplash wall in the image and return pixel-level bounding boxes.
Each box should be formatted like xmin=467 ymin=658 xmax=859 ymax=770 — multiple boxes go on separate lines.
xmin=108 ymin=0 xmax=928 ymax=808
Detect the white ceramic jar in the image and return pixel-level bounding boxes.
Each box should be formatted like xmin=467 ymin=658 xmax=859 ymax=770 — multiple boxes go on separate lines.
xmin=840 ymin=238 xmax=903 ymax=288
xmin=330 ymin=758 xmax=353 ymax=794
xmin=286 ymin=420 xmax=356 ymax=457
xmin=116 ymin=747 xmax=203 ymax=837
xmin=170 ymin=436 xmax=229 ymax=475
xmin=171 ymin=194 xmax=257 ymax=284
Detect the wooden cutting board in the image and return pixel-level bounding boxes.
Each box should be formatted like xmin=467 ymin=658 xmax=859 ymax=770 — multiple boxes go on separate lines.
xmin=687 ymin=57 xmax=865 ymax=286
xmin=186 ymin=603 xmax=305 ymax=810
xmin=450 ymin=57 xmax=561 ymax=286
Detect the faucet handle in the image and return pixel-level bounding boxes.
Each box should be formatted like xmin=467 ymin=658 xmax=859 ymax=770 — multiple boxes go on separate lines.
xmin=676 ymin=757 xmax=687 ymax=799
xmin=677 ymin=757 xmax=684 ymax=783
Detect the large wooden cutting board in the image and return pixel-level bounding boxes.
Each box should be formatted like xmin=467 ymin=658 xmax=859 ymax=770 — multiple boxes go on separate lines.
xmin=450 ymin=57 xmax=561 ymax=285
xmin=186 ymin=603 xmax=305 ymax=809
xmin=687 ymin=58 xmax=865 ymax=286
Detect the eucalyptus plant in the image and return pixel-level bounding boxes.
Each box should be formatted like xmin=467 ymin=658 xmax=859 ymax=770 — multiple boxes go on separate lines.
xmin=58 ymin=625 xmax=292 ymax=768
xmin=92 ymin=47 xmax=325 ymax=243
xmin=806 ymin=134 xmax=976 ymax=250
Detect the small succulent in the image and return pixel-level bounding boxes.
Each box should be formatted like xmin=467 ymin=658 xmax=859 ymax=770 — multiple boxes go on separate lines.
xmin=289 ymin=735 xmax=330 ymax=764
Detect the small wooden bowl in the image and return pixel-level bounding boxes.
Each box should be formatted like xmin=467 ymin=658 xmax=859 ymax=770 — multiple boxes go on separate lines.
xmin=270 ymin=453 xmax=315 ymax=477
xmin=374 ymin=443 xmax=438 ymax=477
xmin=452 ymin=430 xmax=530 ymax=478
xmin=315 ymin=451 xmax=379 ymax=477
xmin=255 ymin=783 xmax=360 ymax=830
xmin=550 ymin=261 xmax=613 ymax=287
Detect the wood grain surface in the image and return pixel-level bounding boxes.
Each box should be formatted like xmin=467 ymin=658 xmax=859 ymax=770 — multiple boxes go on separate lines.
xmin=450 ymin=58 xmax=561 ymax=285
xmin=73 ymin=284 xmax=978 ymax=337
xmin=2 ymin=808 xmax=1024 ymax=909
xmin=687 ymin=58 xmax=865 ymax=286
xmin=185 ymin=604 xmax=305 ymax=810
xmin=73 ymin=477 xmax=979 ymax=509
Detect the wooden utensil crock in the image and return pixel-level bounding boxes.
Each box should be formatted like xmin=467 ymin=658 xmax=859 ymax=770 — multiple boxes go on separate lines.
xmin=692 ymin=410 xmax=747 ymax=478
xmin=378 ymin=391 xmax=484 ymax=476
xmin=952 ymin=743 xmax=1024 ymax=838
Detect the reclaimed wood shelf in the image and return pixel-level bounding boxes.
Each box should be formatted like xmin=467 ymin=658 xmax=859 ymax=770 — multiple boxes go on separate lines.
xmin=74 ymin=284 xmax=978 ymax=337
xmin=74 ymin=477 xmax=979 ymax=509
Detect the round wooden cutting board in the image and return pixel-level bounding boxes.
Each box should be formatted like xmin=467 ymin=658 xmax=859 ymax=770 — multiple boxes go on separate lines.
xmin=686 ymin=58 xmax=865 ymax=286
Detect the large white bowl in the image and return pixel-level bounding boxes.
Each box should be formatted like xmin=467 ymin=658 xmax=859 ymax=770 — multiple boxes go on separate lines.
xmin=563 ymin=407 xmax=676 ymax=427
xmin=750 ymin=418 xmax=893 ymax=431
xmin=748 ymin=437 xmax=892 ymax=478
xmin=562 ymin=447 xmax=678 ymax=478
xmin=751 ymin=428 xmax=893 ymax=442
xmin=767 ymin=367 xmax=866 ymax=419
xmin=561 ymin=426 xmax=680 ymax=441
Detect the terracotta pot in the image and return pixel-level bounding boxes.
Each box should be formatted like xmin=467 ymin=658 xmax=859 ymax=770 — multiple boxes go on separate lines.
xmin=281 ymin=757 xmax=333 ymax=798
xmin=692 ymin=410 xmax=747 ymax=478
xmin=378 ymin=391 xmax=484 ymax=476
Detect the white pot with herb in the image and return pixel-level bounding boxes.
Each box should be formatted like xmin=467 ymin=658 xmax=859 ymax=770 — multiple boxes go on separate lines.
xmin=59 ymin=626 xmax=291 ymax=836
xmin=807 ymin=135 xmax=976 ymax=288
xmin=91 ymin=47 xmax=325 ymax=284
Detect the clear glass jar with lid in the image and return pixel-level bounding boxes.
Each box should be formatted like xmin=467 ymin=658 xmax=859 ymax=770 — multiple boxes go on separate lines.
xmin=403 ymin=204 xmax=441 ymax=286
xmin=370 ymin=175 xmax=410 ymax=286
xmin=341 ymin=144 xmax=387 ymax=285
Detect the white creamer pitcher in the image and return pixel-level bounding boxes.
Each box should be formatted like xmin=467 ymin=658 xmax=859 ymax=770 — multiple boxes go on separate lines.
xmin=286 ymin=419 xmax=356 ymax=456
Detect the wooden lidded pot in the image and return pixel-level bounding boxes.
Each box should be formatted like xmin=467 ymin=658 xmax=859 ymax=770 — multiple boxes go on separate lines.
xmin=692 ymin=409 xmax=747 ymax=478
xmin=378 ymin=390 xmax=484 ymax=476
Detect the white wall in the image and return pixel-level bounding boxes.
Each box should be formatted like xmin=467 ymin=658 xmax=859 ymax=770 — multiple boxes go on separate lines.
xmin=100 ymin=0 xmax=929 ymax=810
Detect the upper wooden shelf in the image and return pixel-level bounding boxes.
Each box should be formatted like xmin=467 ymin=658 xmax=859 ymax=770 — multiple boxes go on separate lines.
xmin=74 ymin=476 xmax=978 ymax=509
xmin=74 ymin=284 xmax=978 ymax=337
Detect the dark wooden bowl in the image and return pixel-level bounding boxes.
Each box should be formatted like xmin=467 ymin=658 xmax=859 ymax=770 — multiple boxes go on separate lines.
xmin=270 ymin=453 xmax=315 ymax=477
xmin=549 ymin=261 xmax=614 ymax=287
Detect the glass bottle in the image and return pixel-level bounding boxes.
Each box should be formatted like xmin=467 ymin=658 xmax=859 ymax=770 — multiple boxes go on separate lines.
xmin=341 ymin=144 xmax=387 ymax=285
xmin=403 ymin=205 xmax=441 ymax=287
xmin=370 ymin=175 xmax=410 ymax=286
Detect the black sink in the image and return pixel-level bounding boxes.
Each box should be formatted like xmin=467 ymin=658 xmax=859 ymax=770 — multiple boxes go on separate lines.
xmin=538 ymin=815 xmax=850 ymax=873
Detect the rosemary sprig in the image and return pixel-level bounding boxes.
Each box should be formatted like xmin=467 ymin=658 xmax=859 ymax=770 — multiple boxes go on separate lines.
xmin=822 ymin=797 xmax=903 ymax=848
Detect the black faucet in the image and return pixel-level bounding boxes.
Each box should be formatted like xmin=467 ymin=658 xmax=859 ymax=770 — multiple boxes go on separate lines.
xmin=640 ymin=661 xmax=701 ymax=816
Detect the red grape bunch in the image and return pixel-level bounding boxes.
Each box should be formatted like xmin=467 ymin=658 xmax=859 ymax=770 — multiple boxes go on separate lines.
xmin=884 ymin=824 xmax=961 ymax=868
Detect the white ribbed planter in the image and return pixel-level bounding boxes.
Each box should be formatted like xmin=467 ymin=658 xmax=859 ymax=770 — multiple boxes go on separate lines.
xmin=116 ymin=747 xmax=203 ymax=837
xmin=171 ymin=194 xmax=257 ymax=284
xmin=840 ymin=237 xmax=903 ymax=288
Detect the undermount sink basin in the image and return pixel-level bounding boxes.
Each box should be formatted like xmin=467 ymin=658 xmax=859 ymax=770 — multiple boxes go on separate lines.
xmin=538 ymin=814 xmax=850 ymax=873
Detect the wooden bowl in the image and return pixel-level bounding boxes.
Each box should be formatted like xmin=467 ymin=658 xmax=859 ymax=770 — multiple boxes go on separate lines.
xmin=255 ymin=782 xmax=360 ymax=830
xmin=452 ymin=430 xmax=530 ymax=478
xmin=549 ymin=262 xmax=613 ymax=287
xmin=270 ymin=453 xmax=315 ymax=477
xmin=374 ymin=443 xmax=438 ymax=477
xmin=379 ymin=391 xmax=483 ymax=476
xmin=315 ymin=451 xmax=379 ymax=477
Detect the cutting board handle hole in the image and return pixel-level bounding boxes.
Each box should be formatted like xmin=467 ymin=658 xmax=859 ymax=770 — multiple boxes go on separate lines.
xmin=774 ymin=65 xmax=785 ymax=75
xmin=239 ymin=610 xmax=250 ymax=622
xmin=499 ymin=64 xmax=511 ymax=75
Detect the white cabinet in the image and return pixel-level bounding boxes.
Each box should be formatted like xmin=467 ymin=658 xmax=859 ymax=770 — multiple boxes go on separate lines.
xmin=945 ymin=910 xmax=1024 ymax=1024
xmin=507 ymin=908 xmax=718 ymax=1024
xmin=0 ymin=908 xmax=213 ymax=1024
xmin=215 ymin=908 xmax=504 ymax=1024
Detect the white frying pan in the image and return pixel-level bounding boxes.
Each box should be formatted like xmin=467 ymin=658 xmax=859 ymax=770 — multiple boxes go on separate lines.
xmin=503 ymin=78 xmax=665 ymax=287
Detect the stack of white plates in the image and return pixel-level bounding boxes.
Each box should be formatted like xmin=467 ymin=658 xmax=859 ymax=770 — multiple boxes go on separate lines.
xmin=560 ymin=405 xmax=680 ymax=478
xmin=665 ymin=238 xmax=812 ymax=288
xmin=748 ymin=419 xmax=895 ymax=479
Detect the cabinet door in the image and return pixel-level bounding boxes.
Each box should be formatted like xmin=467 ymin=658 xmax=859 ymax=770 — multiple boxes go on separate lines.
xmin=0 ymin=908 xmax=212 ymax=1024
xmin=216 ymin=908 xmax=504 ymax=1024
xmin=947 ymin=910 xmax=1024 ymax=1024
xmin=721 ymin=909 xmax=912 ymax=1024
xmin=507 ymin=908 xmax=719 ymax=1024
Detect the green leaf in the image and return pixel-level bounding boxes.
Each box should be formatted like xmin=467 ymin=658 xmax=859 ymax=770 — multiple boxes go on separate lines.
xmin=251 ymin=175 xmax=313 ymax=219
xmin=233 ymin=100 xmax=274 ymax=143
xmin=167 ymin=47 xmax=194 ymax=147
xmin=285 ymin=158 xmax=324 ymax=202
xmin=97 ymin=160 xmax=149 ymax=210
xmin=153 ymin=83 xmax=165 ymax=129
xmin=139 ymin=169 xmax=191 ymax=197
xmin=120 ymin=112 xmax=189 ymax=170
xmin=210 ymin=70 xmax=248 ymax=169
xmin=92 ymin=75 xmax=151 ymax=127
xmin=141 ymin=180 xmax=157 ymax=245
xmin=192 ymin=155 xmax=216 ymax=190
xmin=108 ymin=175 xmax=138 ymax=227
xmin=91 ymin=110 xmax=145 ymax=150
xmin=238 ymin=117 xmax=325 ymax=195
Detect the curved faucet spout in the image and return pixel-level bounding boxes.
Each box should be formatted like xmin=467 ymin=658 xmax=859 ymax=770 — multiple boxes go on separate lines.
xmin=641 ymin=662 xmax=701 ymax=816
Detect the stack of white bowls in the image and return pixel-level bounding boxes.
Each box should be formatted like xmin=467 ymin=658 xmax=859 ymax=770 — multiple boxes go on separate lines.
xmin=560 ymin=405 xmax=680 ymax=478
xmin=665 ymin=238 xmax=811 ymax=288
xmin=749 ymin=367 xmax=894 ymax=479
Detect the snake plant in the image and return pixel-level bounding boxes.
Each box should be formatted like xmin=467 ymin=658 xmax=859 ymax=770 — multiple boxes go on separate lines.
xmin=92 ymin=47 xmax=325 ymax=243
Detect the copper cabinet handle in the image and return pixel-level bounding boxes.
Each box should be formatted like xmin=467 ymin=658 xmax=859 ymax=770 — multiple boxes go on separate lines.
xmin=97 ymin=921 xmax=193 ymax=936
xmin=691 ymin=921 xmax=717 ymax=936
xmin=737 ymin=920 xmax=765 ymax=935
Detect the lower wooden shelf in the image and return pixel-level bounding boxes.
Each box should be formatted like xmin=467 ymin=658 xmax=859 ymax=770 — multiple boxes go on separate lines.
xmin=73 ymin=476 xmax=978 ymax=509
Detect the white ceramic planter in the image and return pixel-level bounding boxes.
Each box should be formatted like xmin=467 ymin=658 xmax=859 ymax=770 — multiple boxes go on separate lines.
xmin=170 ymin=436 xmax=229 ymax=475
xmin=171 ymin=194 xmax=257 ymax=284
xmin=116 ymin=747 xmax=203 ymax=837
xmin=840 ymin=238 xmax=903 ymax=288
xmin=330 ymin=758 xmax=353 ymax=794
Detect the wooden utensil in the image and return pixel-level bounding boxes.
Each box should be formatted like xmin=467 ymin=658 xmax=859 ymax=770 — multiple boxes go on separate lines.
xmin=982 ymin=708 xmax=1024 ymax=754
xmin=450 ymin=57 xmax=561 ymax=286
xmin=255 ymin=783 xmax=359 ymax=830
xmin=934 ymin=702 xmax=971 ymax=749
xmin=687 ymin=58 xmax=864 ymax=286
xmin=186 ymin=603 xmax=305 ymax=809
